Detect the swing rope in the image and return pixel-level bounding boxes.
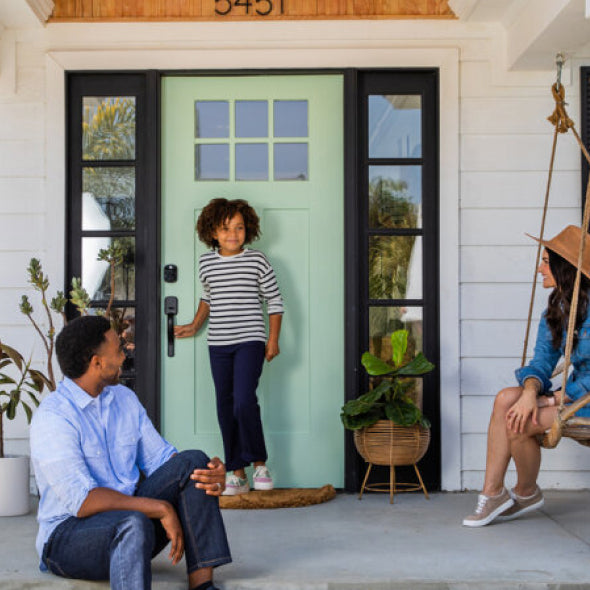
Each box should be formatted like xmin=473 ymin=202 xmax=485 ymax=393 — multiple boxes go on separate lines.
xmin=520 ymin=55 xmax=590 ymax=448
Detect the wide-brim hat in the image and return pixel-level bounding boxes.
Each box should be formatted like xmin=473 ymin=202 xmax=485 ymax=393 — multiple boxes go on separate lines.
xmin=526 ymin=225 xmax=590 ymax=279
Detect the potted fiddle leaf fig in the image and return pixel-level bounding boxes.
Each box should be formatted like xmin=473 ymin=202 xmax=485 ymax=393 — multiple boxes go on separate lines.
xmin=341 ymin=330 xmax=435 ymax=502
xmin=0 ymin=342 xmax=51 ymax=516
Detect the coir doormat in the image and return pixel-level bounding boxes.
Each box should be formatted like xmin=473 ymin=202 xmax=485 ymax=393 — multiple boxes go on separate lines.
xmin=219 ymin=484 xmax=336 ymax=509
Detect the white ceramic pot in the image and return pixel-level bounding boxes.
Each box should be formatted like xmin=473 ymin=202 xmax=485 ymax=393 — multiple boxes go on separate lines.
xmin=0 ymin=456 xmax=30 ymax=516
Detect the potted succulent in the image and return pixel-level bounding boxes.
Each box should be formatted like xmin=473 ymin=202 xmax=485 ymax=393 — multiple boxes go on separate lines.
xmin=341 ymin=329 xmax=435 ymax=502
xmin=0 ymin=343 xmax=51 ymax=516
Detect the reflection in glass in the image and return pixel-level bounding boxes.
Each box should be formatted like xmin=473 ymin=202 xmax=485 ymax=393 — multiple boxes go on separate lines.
xmin=369 ymin=236 xmax=422 ymax=300
xmin=235 ymin=101 xmax=268 ymax=138
xmin=369 ymin=166 xmax=421 ymax=229
xmin=368 ymin=306 xmax=423 ymax=362
xmin=82 ymin=237 xmax=135 ymax=301
xmin=195 ymin=144 xmax=229 ymax=180
xmin=83 ymin=97 xmax=136 ymax=161
xmin=368 ymin=95 xmax=421 ymax=159
xmin=235 ymin=144 xmax=268 ymax=181
xmin=195 ymin=101 xmax=229 ymax=138
xmin=274 ymin=100 xmax=308 ymax=137
xmin=82 ymin=167 xmax=135 ymax=230
xmin=274 ymin=143 xmax=308 ymax=181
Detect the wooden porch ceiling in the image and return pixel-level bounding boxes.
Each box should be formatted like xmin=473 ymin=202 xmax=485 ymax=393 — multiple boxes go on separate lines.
xmin=50 ymin=0 xmax=456 ymax=22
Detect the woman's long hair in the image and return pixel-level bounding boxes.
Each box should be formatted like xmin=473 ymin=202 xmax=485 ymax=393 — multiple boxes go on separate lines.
xmin=546 ymin=249 xmax=590 ymax=349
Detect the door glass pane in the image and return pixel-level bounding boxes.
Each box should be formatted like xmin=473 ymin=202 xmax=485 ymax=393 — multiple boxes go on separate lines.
xmin=82 ymin=236 xmax=135 ymax=301
xmin=195 ymin=101 xmax=229 ymax=138
xmin=83 ymin=97 xmax=136 ymax=161
xmin=235 ymin=144 xmax=268 ymax=180
xmin=195 ymin=144 xmax=229 ymax=180
xmin=235 ymin=101 xmax=268 ymax=138
xmin=368 ymin=95 xmax=421 ymax=159
xmin=369 ymin=165 xmax=421 ymax=229
xmin=274 ymin=100 xmax=308 ymax=137
xmin=369 ymin=235 xmax=422 ymax=300
xmin=369 ymin=306 xmax=423 ymax=360
xmin=274 ymin=143 xmax=308 ymax=181
xmin=82 ymin=167 xmax=135 ymax=230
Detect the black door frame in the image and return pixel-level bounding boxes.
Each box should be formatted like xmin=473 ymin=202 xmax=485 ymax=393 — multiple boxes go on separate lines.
xmin=66 ymin=68 xmax=440 ymax=492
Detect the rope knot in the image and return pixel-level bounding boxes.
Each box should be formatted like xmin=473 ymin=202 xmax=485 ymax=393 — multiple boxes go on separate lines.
xmin=547 ymin=83 xmax=574 ymax=133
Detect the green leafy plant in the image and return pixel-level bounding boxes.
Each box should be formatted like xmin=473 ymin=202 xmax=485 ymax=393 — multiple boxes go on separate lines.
xmin=341 ymin=330 xmax=435 ymax=431
xmin=0 ymin=343 xmax=51 ymax=458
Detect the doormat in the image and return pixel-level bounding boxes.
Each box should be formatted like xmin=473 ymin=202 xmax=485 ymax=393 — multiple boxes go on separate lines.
xmin=219 ymin=484 xmax=336 ymax=509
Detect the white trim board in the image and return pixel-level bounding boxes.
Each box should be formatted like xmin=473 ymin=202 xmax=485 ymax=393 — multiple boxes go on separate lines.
xmin=46 ymin=46 xmax=461 ymax=491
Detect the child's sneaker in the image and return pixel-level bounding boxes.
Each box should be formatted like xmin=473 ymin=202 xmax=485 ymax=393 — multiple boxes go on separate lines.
xmin=253 ymin=466 xmax=274 ymax=491
xmin=222 ymin=474 xmax=249 ymax=496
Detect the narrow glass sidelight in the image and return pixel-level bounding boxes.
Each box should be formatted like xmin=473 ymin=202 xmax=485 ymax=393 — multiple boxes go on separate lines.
xmin=368 ymin=307 xmax=423 ymax=361
xmin=368 ymin=235 xmax=422 ymax=300
xmin=82 ymin=236 xmax=136 ymax=301
xmin=82 ymin=97 xmax=136 ymax=161
xmin=369 ymin=165 xmax=422 ymax=229
xmin=82 ymin=167 xmax=135 ymax=231
xmin=195 ymin=101 xmax=229 ymax=138
xmin=368 ymin=95 xmax=421 ymax=159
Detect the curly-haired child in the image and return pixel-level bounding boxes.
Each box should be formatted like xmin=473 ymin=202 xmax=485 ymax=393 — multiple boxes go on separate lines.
xmin=175 ymin=198 xmax=283 ymax=495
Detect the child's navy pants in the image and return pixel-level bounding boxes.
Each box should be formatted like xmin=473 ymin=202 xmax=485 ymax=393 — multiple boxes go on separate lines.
xmin=208 ymin=340 xmax=267 ymax=472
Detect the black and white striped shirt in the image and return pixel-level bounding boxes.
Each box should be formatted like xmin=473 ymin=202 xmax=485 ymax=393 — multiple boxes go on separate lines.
xmin=199 ymin=248 xmax=284 ymax=346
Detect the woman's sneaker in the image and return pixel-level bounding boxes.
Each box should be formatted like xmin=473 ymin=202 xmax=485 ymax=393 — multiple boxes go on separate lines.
xmin=222 ymin=474 xmax=249 ymax=496
xmin=497 ymin=486 xmax=544 ymax=522
xmin=462 ymin=488 xmax=514 ymax=527
xmin=253 ymin=466 xmax=274 ymax=491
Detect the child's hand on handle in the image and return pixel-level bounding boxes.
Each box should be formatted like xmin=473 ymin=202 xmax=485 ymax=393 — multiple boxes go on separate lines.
xmin=174 ymin=323 xmax=197 ymax=339
xmin=265 ymin=339 xmax=280 ymax=362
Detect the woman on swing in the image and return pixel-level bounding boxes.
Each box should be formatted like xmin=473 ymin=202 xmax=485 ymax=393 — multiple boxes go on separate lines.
xmin=464 ymin=225 xmax=590 ymax=527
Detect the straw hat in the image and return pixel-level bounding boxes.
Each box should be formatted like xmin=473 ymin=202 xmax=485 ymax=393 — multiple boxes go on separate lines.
xmin=526 ymin=225 xmax=590 ymax=279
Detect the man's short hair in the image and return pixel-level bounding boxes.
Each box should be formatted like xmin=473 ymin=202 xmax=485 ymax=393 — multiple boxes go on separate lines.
xmin=56 ymin=315 xmax=111 ymax=379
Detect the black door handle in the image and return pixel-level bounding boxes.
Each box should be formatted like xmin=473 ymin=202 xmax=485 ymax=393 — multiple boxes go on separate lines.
xmin=164 ymin=296 xmax=178 ymax=357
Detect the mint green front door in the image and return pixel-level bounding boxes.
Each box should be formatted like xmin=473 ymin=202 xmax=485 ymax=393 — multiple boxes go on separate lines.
xmin=161 ymin=75 xmax=343 ymax=488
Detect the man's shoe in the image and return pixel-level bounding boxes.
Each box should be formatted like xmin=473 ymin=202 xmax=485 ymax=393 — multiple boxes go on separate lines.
xmin=222 ymin=474 xmax=249 ymax=496
xmin=253 ymin=465 xmax=274 ymax=491
xmin=462 ymin=488 xmax=514 ymax=527
xmin=497 ymin=486 xmax=544 ymax=522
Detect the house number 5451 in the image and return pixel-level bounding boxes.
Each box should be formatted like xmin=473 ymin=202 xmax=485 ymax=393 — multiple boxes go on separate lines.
xmin=215 ymin=0 xmax=284 ymax=16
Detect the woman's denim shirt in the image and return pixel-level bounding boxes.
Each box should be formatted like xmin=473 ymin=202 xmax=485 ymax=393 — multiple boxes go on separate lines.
xmin=515 ymin=311 xmax=590 ymax=416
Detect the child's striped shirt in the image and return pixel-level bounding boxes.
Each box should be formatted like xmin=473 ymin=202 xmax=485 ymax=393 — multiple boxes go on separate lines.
xmin=198 ymin=248 xmax=284 ymax=346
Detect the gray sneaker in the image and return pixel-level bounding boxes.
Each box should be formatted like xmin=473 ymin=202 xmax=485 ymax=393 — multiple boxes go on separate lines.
xmin=462 ymin=488 xmax=514 ymax=527
xmin=496 ymin=486 xmax=544 ymax=522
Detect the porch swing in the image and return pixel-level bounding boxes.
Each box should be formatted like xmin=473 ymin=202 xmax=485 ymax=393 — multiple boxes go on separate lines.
xmin=523 ymin=54 xmax=590 ymax=449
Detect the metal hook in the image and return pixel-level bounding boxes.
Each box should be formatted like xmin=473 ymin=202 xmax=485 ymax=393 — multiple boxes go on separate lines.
xmin=555 ymin=52 xmax=566 ymax=91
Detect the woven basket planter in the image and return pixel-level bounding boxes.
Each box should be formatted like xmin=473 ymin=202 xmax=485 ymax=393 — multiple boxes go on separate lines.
xmin=353 ymin=420 xmax=430 ymax=466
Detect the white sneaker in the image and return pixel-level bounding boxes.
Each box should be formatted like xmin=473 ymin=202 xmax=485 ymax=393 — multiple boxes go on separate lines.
xmin=222 ymin=474 xmax=249 ymax=496
xmin=253 ymin=466 xmax=274 ymax=491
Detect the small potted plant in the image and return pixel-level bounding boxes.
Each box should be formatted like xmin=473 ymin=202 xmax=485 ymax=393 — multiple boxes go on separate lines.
xmin=341 ymin=329 xmax=435 ymax=503
xmin=0 ymin=343 xmax=51 ymax=516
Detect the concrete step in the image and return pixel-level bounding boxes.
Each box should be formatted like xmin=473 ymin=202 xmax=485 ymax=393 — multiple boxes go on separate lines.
xmin=1 ymin=492 xmax=589 ymax=589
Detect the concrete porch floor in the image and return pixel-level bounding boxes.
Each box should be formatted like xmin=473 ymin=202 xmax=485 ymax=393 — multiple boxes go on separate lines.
xmin=1 ymin=490 xmax=589 ymax=590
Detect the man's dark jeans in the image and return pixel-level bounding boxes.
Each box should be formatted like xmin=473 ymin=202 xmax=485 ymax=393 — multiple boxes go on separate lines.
xmin=41 ymin=450 xmax=231 ymax=590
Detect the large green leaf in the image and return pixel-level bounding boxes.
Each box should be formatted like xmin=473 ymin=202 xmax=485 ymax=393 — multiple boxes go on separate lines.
xmin=0 ymin=344 xmax=23 ymax=372
xmin=385 ymin=399 xmax=421 ymax=426
xmin=6 ymin=398 xmax=16 ymax=420
xmin=0 ymin=375 xmax=16 ymax=386
xmin=391 ymin=330 xmax=408 ymax=367
xmin=341 ymin=408 xmax=383 ymax=430
xmin=396 ymin=352 xmax=435 ymax=376
xmin=361 ymin=352 xmax=395 ymax=376
xmin=21 ymin=402 xmax=33 ymax=424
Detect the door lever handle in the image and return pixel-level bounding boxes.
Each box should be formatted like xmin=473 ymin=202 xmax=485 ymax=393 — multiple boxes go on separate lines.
xmin=164 ymin=296 xmax=178 ymax=357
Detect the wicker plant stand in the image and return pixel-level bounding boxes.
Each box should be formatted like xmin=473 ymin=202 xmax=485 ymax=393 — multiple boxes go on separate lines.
xmin=354 ymin=420 xmax=430 ymax=504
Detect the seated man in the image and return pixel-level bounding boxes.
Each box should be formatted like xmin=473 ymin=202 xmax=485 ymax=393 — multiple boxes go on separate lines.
xmin=30 ymin=315 xmax=231 ymax=590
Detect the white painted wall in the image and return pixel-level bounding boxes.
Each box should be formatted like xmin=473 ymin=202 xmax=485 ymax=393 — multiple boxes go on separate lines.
xmin=0 ymin=18 xmax=588 ymax=490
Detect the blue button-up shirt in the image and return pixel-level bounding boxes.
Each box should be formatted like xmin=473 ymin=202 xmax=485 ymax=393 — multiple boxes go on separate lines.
xmin=30 ymin=378 xmax=177 ymax=564
xmin=515 ymin=310 xmax=590 ymax=417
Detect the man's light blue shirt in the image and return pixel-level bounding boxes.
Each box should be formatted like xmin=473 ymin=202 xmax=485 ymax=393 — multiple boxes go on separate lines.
xmin=30 ymin=378 xmax=177 ymax=565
